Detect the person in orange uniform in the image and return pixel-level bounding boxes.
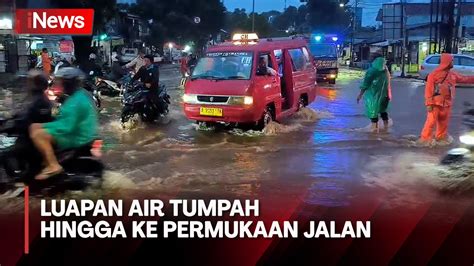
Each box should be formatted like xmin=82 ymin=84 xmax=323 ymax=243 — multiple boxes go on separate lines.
xmin=180 ymin=53 xmax=189 ymax=78
xmin=41 ymin=48 xmax=52 ymax=75
xmin=419 ymin=53 xmax=474 ymax=144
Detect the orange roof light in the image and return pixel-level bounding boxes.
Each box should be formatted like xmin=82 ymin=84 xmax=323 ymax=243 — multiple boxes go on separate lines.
xmin=232 ymin=33 xmax=259 ymax=45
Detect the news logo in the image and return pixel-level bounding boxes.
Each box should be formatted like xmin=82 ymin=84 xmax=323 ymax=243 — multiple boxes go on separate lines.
xmin=15 ymin=9 xmax=94 ymax=35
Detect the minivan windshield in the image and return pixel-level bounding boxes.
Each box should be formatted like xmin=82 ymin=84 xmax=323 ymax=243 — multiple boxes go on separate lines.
xmin=309 ymin=43 xmax=337 ymax=58
xmin=191 ymin=52 xmax=253 ymax=80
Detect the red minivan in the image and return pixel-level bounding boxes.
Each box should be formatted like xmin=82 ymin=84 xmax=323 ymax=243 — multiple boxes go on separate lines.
xmin=183 ymin=34 xmax=317 ymax=129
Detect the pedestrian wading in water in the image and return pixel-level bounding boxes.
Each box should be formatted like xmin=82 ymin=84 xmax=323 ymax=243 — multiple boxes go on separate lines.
xmin=418 ymin=53 xmax=474 ymax=145
xmin=357 ymin=55 xmax=392 ymax=133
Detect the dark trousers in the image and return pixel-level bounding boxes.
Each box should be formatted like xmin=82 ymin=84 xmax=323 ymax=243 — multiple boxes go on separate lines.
xmin=371 ymin=112 xmax=389 ymax=123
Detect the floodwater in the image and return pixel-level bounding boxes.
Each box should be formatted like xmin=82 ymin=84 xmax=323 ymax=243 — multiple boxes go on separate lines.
xmin=1 ymin=66 xmax=474 ymax=211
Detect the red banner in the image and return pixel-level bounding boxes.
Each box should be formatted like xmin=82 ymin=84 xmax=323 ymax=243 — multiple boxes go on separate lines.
xmin=15 ymin=9 xmax=94 ymax=35
xmin=59 ymin=40 xmax=74 ymax=53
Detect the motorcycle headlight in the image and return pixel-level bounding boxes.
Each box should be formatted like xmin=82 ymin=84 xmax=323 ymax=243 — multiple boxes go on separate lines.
xmin=228 ymin=96 xmax=253 ymax=106
xmin=183 ymin=94 xmax=198 ymax=104
xmin=460 ymin=134 xmax=474 ymax=146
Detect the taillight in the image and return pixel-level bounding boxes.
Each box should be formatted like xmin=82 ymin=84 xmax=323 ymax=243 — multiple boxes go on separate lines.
xmin=420 ymin=65 xmax=425 ymax=70
xmin=91 ymin=139 xmax=103 ymax=158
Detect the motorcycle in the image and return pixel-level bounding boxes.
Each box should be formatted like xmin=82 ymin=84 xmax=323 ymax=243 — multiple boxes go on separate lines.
xmin=95 ymin=73 xmax=131 ymax=97
xmin=0 ymin=118 xmax=104 ymax=194
xmin=441 ymin=102 xmax=474 ymax=165
xmin=121 ymin=82 xmax=170 ymax=125
xmin=46 ymin=71 xmax=102 ymax=110
xmin=83 ymin=71 xmax=102 ymax=109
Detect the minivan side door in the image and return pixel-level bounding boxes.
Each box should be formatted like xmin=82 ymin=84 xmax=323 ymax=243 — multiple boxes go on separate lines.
xmin=287 ymin=47 xmax=315 ymax=107
xmin=255 ymin=51 xmax=281 ymax=113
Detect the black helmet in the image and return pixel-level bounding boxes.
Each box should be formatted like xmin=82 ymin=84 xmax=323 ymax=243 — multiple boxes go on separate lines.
xmin=144 ymin=54 xmax=154 ymax=63
xmin=27 ymin=70 xmax=48 ymax=92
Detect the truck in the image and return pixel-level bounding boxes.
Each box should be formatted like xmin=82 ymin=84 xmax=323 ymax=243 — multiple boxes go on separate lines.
xmin=308 ymin=34 xmax=339 ymax=85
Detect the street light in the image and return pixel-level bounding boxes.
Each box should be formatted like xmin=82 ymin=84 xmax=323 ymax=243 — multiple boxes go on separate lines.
xmin=168 ymin=43 xmax=174 ymax=62
xmin=0 ymin=18 xmax=12 ymax=29
xmin=339 ymin=3 xmax=345 ymax=7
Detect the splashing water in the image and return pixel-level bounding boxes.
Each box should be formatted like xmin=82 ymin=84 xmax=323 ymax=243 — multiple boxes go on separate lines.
xmin=229 ymin=128 xmax=264 ymax=137
xmin=193 ymin=123 xmax=216 ymax=132
xmin=401 ymin=134 xmax=454 ymax=148
xmin=292 ymin=108 xmax=334 ymax=122
xmin=362 ymin=152 xmax=474 ymax=207
xmin=354 ymin=118 xmax=394 ymax=133
xmin=263 ymin=122 xmax=303 ymax=136
xmin=101 ymin=170 xmax=137 ymax=190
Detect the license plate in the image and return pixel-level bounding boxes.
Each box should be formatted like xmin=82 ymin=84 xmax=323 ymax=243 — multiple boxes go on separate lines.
xmin=200 ymin=107 xmax=223 ymax=117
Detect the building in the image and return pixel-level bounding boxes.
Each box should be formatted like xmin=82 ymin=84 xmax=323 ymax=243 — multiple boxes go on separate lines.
xmin=381 ymin=1 xmax=474 ymax=73
xmin=0 ymin=0 xmax=15 ymax=73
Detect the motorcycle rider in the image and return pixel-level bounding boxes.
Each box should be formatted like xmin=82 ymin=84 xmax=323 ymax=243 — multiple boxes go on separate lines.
xmin=131 ymin=54 xmax=159 ymax=90
xmin=53 ymin=55 xmax=72 ymax=75
xmin=131 ymin=55 xmax=161 ymax=110
xmin=29 ymin=67 xmax=99 ymax=180
xmin=4 ymin=70 xmax=52 ymax=135
xmin=79 ymin=53 xmax=103 ymax=92
xmin=125 ymin=49 xmax=146 ymax=74
xmin=80 ymin=53 xmax=103 ymax=78
xmin=187 ymin=54 xmax=198 ymax=73
xmin=109 ymin=52 xmax=127 ymax=81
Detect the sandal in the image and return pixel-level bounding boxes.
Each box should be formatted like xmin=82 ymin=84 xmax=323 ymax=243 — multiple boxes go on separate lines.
xmin=35 ymin=166 xmax=64 ymax=181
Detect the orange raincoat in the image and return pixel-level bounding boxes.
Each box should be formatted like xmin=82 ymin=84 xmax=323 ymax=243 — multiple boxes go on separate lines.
xmin=420 ymin=53 xmax=474 ymax=141
xmin=41 ymin=52 xmax=51 ymax=75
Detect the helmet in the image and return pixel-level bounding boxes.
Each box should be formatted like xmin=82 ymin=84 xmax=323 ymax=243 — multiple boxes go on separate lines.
xmin=55 ymin=67 xmax=85 ymax=81
xmin=55 ymin=67 xmax=84 ymax=94
xmin=89 ymin=53 xmax=97 ymax=60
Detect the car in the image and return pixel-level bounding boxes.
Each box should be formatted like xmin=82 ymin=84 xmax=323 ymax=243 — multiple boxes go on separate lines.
xmin=183 ymin=33 xmax=317 ymax=129
xmin=419 ymin=54 xmax=474 ymax=81
xmin=154 ymin=54 xmax=164 ymax=63
xmin=120 ymin=48 xmax=139 ymax=64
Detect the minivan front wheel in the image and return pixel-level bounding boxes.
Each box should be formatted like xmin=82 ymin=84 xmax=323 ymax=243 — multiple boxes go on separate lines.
xmin=257 ymin=107 xmax=273 ymax=130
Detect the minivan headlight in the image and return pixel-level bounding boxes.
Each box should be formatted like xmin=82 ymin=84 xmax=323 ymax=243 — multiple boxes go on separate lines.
xmin=460 ymin=134 xmax=474 ymax=146
xmin=183 ymin=94 xmax=197 ymax=104
xmin=228 ymin=96 xmax=253 ymax=106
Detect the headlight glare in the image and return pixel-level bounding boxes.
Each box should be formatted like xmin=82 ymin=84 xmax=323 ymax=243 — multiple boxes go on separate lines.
xmin=183 ymin=94 xmax=197 ymax=104
xmin=460 ymin=134 xmax=474 ymax=145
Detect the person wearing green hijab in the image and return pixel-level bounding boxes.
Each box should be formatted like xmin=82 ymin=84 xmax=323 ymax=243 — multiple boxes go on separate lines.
xmin=357 ymin=55 xmax=392 ymax=132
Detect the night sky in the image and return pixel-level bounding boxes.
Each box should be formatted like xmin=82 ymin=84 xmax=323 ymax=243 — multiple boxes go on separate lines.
xmin=224 ymin=0 xmax=302 ymax=12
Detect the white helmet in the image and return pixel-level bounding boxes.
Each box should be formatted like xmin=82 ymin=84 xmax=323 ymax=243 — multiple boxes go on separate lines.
xmin=55 ymin=67 xmax=85 ymax=81
xmin=89 ymin=53 xmax=97 ymax=60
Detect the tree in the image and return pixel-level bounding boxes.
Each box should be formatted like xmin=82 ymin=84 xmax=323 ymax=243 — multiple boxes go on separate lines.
xmin=225 ymin=9 xmax=278 ymax=38
xmin=50 ymin=0 xmax=117 ymax=64
xmin=306 ymin=0 xmax=351 ymax=33
xmin=128 ymin=0 xmax=226 ymax=53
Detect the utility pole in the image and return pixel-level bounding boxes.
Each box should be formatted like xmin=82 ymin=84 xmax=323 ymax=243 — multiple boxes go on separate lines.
xmin=350 ymin=0 xmax=359 ymax=67
xmin=453 ymin=0 xmax=462 ymax=53
xmin=445 ymin=0 xmax=456 ymax=53
xmin=401 ymin=0 xmax=407 ymax=78
xmin=440 ymin=0 xmax=446 ymax=52
xmin=434 ymin=0 xmax=440 ymax=53
xmin=429 ymin=0 xmax=433 ymax=54
xmin=252 ymin=0 xmax=255 ymax=32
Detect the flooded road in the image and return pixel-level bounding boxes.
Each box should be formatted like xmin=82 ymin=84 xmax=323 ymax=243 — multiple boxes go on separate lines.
xmin=2 ymin=66 xmax=474 ymax=266
xmin=91 ymin=66 xmax=474 ymax=207
xmin=1 ymin=66 xmax=473 ymax=208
